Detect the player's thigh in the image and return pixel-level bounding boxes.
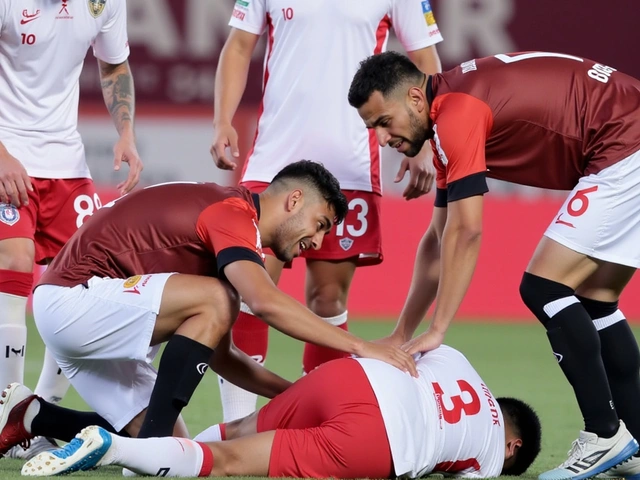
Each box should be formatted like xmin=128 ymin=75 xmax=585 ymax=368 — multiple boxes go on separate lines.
xmin=0 ymin=193 xmax=38 ymax=270
xmin=64 ymin=357 xmax=157 ymax=433
xmin=33 ymin=274 xmax=174 ymax=365
xmin=302 ymin=190 xmax=383 ymax=266
xmin=153 ymin=274 xmax=239 ymax=343
xmin=576 ymin=263 xmax=636 ymax=302
xmin=34 ymin=178 xmax=99 ymax=263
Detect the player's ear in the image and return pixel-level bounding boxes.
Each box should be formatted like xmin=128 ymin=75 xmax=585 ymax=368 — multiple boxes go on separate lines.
xmin=505 ymin=437 xmax=523 ymax=461
xmin=408 ymin=86 xmax=426 ymax=112
xmin=286 ymin=189 xmax=303 ymax=212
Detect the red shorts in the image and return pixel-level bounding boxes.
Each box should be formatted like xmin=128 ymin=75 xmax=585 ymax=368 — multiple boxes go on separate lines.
xmin=242 ymin=181 xmax=383 ymax=266
xmin=0 ymin=178 xmax=100 ymax=264
xmin=257 ymin=358 xmax=393 ymax=478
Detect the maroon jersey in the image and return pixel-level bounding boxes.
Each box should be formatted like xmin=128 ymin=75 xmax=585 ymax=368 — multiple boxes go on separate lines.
xmin=39 ymin=183 xmax=265 ymax=288
xmin=427 ymin=51 xmax=640 ymax=204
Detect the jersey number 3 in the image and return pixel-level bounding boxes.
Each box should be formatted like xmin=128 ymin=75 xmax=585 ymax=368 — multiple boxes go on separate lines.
xmin=432 ymin=380 xmax=481 ymax=424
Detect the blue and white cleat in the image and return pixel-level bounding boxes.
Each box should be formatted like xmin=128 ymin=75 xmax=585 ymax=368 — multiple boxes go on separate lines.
xmin=539 ymin=421 xmax=639 ymax=480
xmin=21 ymin=426 xmax=113 ymax=477
xmin=597 ymin=455 xmax=640 ymax=480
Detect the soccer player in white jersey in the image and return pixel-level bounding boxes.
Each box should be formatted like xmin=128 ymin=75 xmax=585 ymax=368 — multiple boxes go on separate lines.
xmin=0 ymin=0 xmax=142 ymax=458
xmin=22 ymin=345 xmax=542 ymax=478
xmin=210 ymin=0 xmax=444 ymax=422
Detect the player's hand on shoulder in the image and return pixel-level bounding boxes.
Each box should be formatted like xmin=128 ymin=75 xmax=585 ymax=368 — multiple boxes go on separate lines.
xmin=401 ymin=328 xmax=444 ymax=355
xmin=113 ymin=133 xmax=143 ymax=195
xmin=0 ymin=148 xmax=32 ymax=207
xmin=396 ymin=151 xmax=436 ymax=200
xmin=211 ymin=123 xmax=240 ymax=170
xmin=360 ymin=341 xmax=419 ymax=377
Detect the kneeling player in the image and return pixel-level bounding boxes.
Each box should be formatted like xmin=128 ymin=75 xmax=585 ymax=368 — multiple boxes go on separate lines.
xmin=23 ymin=346 xmax=542 ymax=478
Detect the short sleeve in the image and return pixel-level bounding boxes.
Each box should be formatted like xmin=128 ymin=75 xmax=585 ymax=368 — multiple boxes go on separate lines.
xmin=196 ymin=197 xmax=265 ymax=275
xmin=92 ymin=0 xmax=130 ymax=64
xmin=228 ymin=0 xmax=267 ymax=36
xmin=390 ymin=0 xmax=443 ymax=52
xmin=430 ymin=93 xmax=493 ymax=202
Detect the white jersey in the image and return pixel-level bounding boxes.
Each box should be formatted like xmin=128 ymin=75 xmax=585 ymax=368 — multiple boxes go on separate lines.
xmin=0 ymin=0 xmax=129 ymax=179
xmin=230 ymin=0 xmax=443 ymax=193
xmin=356 ymin=346 xmax=505 ymax=478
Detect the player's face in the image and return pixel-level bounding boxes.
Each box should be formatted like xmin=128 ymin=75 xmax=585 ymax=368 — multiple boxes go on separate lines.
xmin=357 ymin=90 xmax=431 ymax=157
xmin=270 ymin=201 xmax=335 ymax=263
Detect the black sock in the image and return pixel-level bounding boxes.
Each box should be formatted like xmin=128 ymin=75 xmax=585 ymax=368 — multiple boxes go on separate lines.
xmin=520 ymin=273 xmax=618 ymax=438
xmin=578 ymin=296 xmax=640 ymax=450
xmin=31 ymin=399 xmax=117 ymax=442
xmin=138 ymin=335 xmax=213 ymax=438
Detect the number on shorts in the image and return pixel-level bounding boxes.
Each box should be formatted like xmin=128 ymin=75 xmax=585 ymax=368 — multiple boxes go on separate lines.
xmin=74 ymin=193 xmax=102 ymax=228
xmin=567 ymin=186 xmax=598 ymax=217
xmin=432 ymin=380 xmax=481 ymax=424
xmin=335 ymin=198 xmax=369 ymax=237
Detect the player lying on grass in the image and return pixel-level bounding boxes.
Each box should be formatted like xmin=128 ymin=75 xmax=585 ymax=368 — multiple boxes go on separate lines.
xmin=0 ymin=160 xmax=418 ymax=458
xmin=22 ymin=345 xmax=541 ymax=478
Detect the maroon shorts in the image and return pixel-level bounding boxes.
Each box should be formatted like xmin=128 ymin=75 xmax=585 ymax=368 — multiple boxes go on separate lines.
xmin=257 ymin=358 xmax=393 ymax=478
xmin=0 ymin=178 xmax=100 ymax=264
xmin=242 ymin=181 xmax=383 ymax=267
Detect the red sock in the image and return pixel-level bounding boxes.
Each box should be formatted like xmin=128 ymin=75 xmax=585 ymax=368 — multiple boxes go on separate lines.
xmin=231 ymin=307 xmax=268 ymax=363
xmin=196 ymin=442 xmax=214 ymax=477
xmin=0 ymin=269 xmax=34 ymax=296
xmin=302 ymin=317 xmax=349 ymax=374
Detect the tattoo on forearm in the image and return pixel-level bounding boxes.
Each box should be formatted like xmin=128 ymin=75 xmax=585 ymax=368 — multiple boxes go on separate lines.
xmin=100 ymin=64 xmax=135 ymax=135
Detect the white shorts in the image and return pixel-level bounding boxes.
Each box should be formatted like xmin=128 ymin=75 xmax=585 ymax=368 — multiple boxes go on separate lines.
xmin=33 ymin=273 xmax=174 ymax=431
xmin=544 ymin=149 xmax=640 ymax=268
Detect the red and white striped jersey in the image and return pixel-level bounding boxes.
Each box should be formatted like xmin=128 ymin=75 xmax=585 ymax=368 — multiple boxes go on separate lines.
xmin=229 ymin=0 xmax=443 ymax=193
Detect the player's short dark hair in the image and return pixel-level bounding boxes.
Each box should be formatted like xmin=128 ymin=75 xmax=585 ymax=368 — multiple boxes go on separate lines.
xmin=348 ymin=51 xmax=424 ymax=108
xmin=271 ymin=160 xmax=348 ymax=224
xmin=497 ymin=397 xmax=542 ymax=476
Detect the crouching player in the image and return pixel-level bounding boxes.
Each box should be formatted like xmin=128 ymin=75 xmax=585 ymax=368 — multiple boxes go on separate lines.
xmin=23 ymin=345 xmax=541 ymax=478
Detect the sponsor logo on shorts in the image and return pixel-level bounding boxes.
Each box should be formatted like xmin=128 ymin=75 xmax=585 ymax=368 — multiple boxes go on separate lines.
xmin=421 ymin=0 xmax=436 ymax=26
xmin=554 ymin=352 xmax=563 ymax=363
xmin=339 ymin=237 xmax=354 ymax=251
xmin=0 ymin=203 xmax=19 ymax=226
xmin=122 ymin=275 xmax=152 ymax=295
xmin=196 ymin=363 xmax=209 ymax=375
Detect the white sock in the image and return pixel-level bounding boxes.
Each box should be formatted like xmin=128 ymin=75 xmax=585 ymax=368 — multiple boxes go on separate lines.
xmin=194 ymin=424 xmax=223 ymax=442
xmin=218 ymin=375 xmax=260 ymax=422
xmin=109 ymin=435 xmax=210 ymax=477
xmin=0 ymin=293 xmax=28 ymax=387
xmin=34 ymin=348 xmax=70 ymax=404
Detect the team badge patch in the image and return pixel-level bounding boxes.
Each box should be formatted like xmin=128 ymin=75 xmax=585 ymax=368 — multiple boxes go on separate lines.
xmin=123 ymin=275 xmax=142 ymax=289
xmin=88 ymin=0 xmax=106 ymax=18
xmin=339 ymin=238 xmax=354 ymax=251
xmin=421 ymin=0 xmax=436 ymax=26
xmin=0 ymin=203 xmax=19 ymax=226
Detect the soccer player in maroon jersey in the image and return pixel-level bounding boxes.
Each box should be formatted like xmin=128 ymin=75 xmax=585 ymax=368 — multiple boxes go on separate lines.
xmin=0 ymin=160 xmax=417 ymax=457
xmin=348 ymin=51 xmax=640 ymax=480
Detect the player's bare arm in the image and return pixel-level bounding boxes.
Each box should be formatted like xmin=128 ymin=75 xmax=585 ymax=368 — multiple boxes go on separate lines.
xmin=98 ymin=59 xmax=143 ymax=195
xmin=224 ymin=259 xmax=418 ymax=377
xmin=382 ymin=205 xmax=447 ymax=347
xmin=394 ymin=46 xmax=442 ymax=200
xmin=0 ymin=141 xmax=32 ymax=207
xmin=402 ymin=195 xmax=483 ymax=355
xmin=209 ymin=331 xmax=292 ymax=399
xmin=211 ymin=28 xmax=260 ymax=169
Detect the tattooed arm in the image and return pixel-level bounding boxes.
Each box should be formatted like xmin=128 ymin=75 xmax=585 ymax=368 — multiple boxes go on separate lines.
xmin=98 ymin=59 xmax=143 ymax=194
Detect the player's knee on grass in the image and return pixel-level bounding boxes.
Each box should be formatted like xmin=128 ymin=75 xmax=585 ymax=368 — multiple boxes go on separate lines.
xmin=519 ymin=272 xmax=575 ymax=328
xmin=0 ymin=238 xmax=35 ymax=271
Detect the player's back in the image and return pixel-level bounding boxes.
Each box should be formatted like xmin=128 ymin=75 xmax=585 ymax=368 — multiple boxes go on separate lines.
xmin=233 ymin=0 xmax=442 ymax=192
xmin=356 ymin=345 xmax=504 ymax=478
xmin=40 ymin=182 xmax=257 ymax=287
xmin=431 ymin=52 xmax=640 ymax=190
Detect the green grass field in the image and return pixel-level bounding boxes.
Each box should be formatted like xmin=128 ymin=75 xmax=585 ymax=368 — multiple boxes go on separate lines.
xmin=1 ymin=317 xmax=639 ymax=479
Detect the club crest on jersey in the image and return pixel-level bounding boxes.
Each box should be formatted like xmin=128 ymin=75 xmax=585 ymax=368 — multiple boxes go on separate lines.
xmin=88 ymin=0 xmax=106 ymax=18
xmin=339 ymin=237 xmax=354 ymax=251
xmin=421 ymin=0 xmax=436 ymax=26
xmin=0 ymin=203 xmax=19 ymax=226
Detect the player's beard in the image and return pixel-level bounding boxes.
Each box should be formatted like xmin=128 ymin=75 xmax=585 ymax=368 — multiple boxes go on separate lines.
xmin=402 ymin=107 xmax=431 ymax=157
xmin=271 ymin=210 xmax=306 ymax=263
